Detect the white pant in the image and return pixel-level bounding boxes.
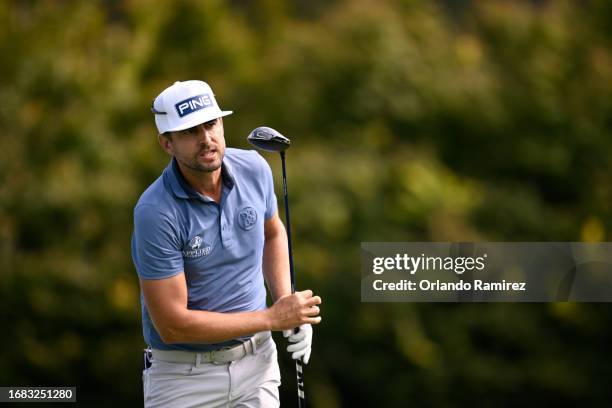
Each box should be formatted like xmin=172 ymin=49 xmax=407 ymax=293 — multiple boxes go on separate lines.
xmin=143 ymin=337 xmax=281 ymax=408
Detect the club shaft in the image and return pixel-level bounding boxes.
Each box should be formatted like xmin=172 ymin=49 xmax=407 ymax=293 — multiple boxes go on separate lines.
xmin=280 ymin=151 xmax=305 ymax=408
xmin=280 ymin=151 xmax=296 ymax=292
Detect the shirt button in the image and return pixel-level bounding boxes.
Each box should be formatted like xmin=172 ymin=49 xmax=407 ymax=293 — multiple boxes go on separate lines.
xmin=222 ymin=225 xmax=226 ymax=230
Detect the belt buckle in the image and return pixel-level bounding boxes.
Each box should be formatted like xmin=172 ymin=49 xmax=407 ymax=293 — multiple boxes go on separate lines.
xmin=198 ymin=350 xmax=213 ymax=364
xmin=210 ymin=347 xmax=234 ymax=365
xmin=215 ymin=342 xmax=246 ymax=364
xmin=211 ymin=345 xmax=233 ymax=365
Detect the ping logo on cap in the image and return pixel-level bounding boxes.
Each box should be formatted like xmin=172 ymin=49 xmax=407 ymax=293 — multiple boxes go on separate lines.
xmin=175 ymin=94 xmax=213 ymax=117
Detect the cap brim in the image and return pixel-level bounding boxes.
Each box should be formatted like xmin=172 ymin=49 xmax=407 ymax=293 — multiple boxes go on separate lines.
xmin=161 ymin=110 xmax=233 ymax=134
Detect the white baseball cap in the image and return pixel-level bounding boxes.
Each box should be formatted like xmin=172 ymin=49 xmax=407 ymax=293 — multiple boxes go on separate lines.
xmin=151 ymin=80 xmax=233 ymax=134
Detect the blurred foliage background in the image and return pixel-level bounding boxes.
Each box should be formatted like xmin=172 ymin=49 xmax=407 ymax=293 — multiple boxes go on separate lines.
xmin=1 ymin=0 xmax=611 ymax=406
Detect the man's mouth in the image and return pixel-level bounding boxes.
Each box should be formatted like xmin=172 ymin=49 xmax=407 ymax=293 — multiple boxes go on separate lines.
xmin=199 ymin=149 xmax=216 ymax=159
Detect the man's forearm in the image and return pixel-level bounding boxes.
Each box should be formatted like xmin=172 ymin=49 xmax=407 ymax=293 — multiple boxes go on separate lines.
xmin=160 ymin=308 xmax=272 ymax=344
xmin=158 ymin=290 xmax=321 ymax=344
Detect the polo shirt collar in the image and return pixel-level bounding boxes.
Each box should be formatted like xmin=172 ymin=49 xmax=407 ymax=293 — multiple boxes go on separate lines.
xmin=165 ymin=157 xmax=235 ymax=200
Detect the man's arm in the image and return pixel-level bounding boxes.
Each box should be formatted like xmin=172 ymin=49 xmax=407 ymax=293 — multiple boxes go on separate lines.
xmin=141 ymin=274 xmax=320 ymax=344
xmin=263 ymin=212 xmax=292 ymax=302
xmin=263 ymin=212 xmax=318 ymax=364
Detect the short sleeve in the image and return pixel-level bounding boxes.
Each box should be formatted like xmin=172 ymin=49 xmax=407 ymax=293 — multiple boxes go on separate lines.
xmin=259 ymin=154 xmax=278 ymax=220
xmin=131 ymin=204 xmax=184 ymax=279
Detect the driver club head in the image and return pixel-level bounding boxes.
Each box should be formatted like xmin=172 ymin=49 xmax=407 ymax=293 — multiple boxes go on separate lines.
xmin=247 ymin=126 xmax=291 ymax=153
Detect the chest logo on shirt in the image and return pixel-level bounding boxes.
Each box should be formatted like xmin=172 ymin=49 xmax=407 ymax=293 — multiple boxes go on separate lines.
xmin=183 ymin=234 xmax=212 ymax=259
xmin=238 ymin=207 xmax=258 ymax=231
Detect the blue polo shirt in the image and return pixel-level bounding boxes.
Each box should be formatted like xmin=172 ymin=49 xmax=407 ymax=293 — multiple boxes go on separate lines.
xmin=131 ymin=148 xmax=278 ymax=351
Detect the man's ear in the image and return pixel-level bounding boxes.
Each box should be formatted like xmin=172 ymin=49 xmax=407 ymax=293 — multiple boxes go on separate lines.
xmin=158 ymin=133 xmax=174 ymax=155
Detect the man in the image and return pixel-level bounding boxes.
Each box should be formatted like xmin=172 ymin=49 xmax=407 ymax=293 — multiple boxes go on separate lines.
xmin=131 ymin=80 xmax=322 ymax=407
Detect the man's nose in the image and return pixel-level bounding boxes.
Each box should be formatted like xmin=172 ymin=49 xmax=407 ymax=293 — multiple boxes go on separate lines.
xmin=196 ymin=124 xmax=214 ymax=143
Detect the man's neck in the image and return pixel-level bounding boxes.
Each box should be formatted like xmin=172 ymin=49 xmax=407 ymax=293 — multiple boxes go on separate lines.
xmin=176 ymin=160 xmax=223 ymax=203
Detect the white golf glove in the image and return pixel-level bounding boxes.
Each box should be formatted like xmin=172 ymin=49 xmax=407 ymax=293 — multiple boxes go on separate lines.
xmin=283 ymin=324 xmax=313 ymax=364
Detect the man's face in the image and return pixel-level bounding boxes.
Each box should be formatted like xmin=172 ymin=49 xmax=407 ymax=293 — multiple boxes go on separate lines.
xmin=160 ymin=118 xmax=226 ymax=173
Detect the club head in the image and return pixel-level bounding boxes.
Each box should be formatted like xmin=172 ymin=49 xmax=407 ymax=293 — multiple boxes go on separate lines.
xmin=247 ymin=126 xmax=291 ymax=152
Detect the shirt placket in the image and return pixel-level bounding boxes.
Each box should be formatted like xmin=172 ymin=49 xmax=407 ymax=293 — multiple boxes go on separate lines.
xmin=219 ymin=184 xmax=234 ymax=249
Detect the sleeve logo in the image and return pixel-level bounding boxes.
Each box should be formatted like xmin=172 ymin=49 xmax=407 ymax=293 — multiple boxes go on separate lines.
xmin=183 ymin=234 xmax=211 ymax=258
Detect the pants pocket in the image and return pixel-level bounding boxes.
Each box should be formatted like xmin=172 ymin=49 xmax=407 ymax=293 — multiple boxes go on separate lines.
xmin=142 ymin=369 xmax=149 ymax=404
xmin=255 ymin=337 xmax=277 ymax=361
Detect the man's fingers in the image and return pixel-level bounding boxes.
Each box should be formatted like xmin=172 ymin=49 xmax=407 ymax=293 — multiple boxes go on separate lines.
xmin=292 ymin=348 xmax=308 ymax=361
xmin=285 ymin=323 xmax=312 ymax=363
xmin=288 ymin=330 xmax=307 ymax=343
xmin=273 ymin=292 xmax=321 ymax=330
xmin=287 ymin=341 xmax=308 ymax=353
xmin=307 ymin=316 xmax=322 ymax=325
xmin=305 ymin=296 xmax=321 ymax=307
xmin=304 ymin=306 xmax=320 ymax=317
xmin=298 ymin=289 xmax=313 ymax=298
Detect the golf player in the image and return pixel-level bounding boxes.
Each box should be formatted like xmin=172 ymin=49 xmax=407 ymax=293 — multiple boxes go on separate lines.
xmin=131 ymin=80 xmax=322 ymax=407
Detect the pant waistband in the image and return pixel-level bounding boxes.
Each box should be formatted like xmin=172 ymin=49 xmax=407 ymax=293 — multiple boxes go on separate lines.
xmin=150 ymin=331 xmax=271 ymax=365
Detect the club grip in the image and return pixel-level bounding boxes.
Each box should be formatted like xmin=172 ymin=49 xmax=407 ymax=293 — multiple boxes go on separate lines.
xmin=296 ymin=360 xmax=305 ymax=407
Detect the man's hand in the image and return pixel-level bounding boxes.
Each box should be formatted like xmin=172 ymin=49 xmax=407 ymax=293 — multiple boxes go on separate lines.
xmin=283 ymin=324 xmax=313 ymax=364
xmin=266 ymin=290 xmax=322 ymax=331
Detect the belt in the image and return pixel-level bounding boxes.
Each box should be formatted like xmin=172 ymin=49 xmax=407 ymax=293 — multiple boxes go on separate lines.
xmin=151 ymin=331 xmax=271 ymax=365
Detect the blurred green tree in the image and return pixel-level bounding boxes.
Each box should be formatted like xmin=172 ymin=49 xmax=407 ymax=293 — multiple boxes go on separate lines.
xmin=0 ymin=0 xmax=610 ymax=406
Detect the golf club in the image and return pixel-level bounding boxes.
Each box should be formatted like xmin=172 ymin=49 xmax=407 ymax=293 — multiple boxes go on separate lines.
xmin=247 ymin=126 xmax=305 ymax=408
